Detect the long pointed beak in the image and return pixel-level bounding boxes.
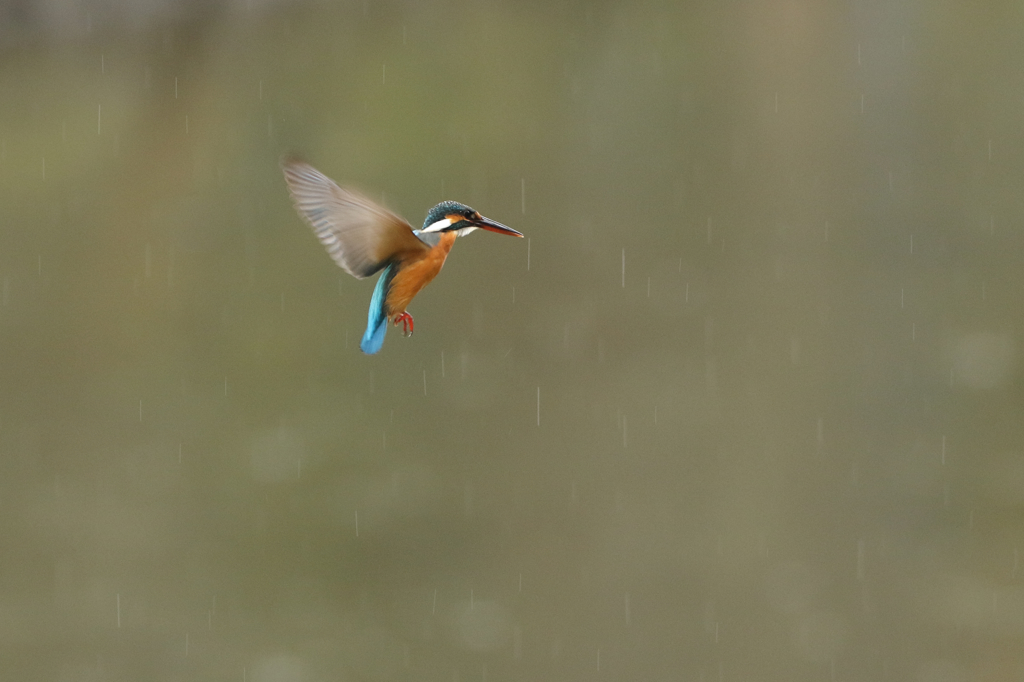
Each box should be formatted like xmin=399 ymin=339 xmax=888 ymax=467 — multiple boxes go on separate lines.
xmin=473 ymin=216 xmax=524 ymax=237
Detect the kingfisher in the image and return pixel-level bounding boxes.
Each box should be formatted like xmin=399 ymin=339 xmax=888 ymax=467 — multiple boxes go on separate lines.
xmin=282 ymin=159 xmax=523 ymax=354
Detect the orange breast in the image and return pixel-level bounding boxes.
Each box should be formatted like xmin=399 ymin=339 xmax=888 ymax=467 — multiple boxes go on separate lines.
xmin=385 ymin=231 xmax=456 ymax=317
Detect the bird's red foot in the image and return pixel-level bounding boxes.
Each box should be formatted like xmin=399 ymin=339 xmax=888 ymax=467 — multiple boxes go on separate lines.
xmin=393 ymin=312 xmax=414 ymax=337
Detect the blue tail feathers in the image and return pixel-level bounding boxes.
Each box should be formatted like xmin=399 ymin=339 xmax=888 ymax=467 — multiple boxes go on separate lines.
xmin=360 ymin=318 xmax=387 ymax=354
xmin=360 ymin=264 xmax=396 ymax=354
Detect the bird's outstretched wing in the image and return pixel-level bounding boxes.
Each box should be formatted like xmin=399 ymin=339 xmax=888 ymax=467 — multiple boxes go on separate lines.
xmin=282 ymin=159 xmax=428 ymax=278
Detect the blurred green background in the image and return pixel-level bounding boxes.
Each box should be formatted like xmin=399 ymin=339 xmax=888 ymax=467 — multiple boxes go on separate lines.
xmin=3 ymin=0 xmax=1024 ymax=680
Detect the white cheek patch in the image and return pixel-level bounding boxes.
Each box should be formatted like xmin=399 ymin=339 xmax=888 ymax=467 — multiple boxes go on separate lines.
xmin=421 ymin=217 xmax=452 ymax=233
xmin=455 ymin=226 xmax=478 ymax=237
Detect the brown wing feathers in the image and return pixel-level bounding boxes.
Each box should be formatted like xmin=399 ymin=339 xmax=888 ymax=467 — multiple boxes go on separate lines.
xmin=281 ymin=160 xmax=427 ymax=279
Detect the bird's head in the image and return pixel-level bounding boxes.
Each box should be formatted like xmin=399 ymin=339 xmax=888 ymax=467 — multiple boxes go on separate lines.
xmin=420 ymin=201 xmax=523 ymax=238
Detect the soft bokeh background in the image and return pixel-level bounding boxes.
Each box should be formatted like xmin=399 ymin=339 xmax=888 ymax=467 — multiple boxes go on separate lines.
xmin=3 ymin=0 xmax=1024 ymax=680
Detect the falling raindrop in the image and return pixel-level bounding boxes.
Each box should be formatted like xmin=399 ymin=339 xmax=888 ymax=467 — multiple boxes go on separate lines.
xmin=464 ymin=482 xmax=474 ymax=516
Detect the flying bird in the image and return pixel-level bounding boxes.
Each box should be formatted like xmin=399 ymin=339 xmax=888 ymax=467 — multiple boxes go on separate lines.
xmin=282 ymin=159 xmax=523 ymax=354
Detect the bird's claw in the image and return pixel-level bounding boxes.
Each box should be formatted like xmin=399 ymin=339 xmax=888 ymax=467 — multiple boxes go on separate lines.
xmin=394 ymin=312 xmax=414 ymax=337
